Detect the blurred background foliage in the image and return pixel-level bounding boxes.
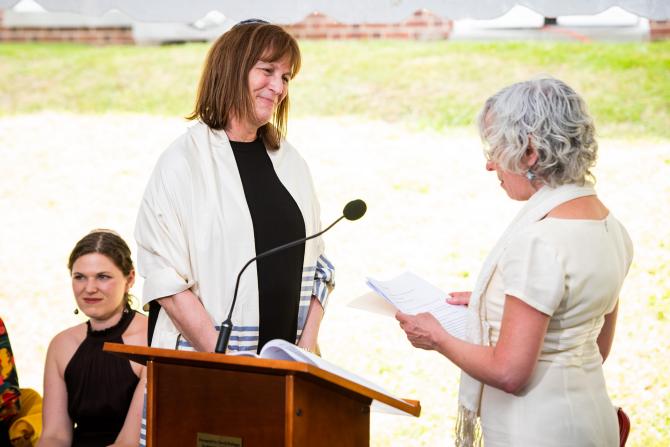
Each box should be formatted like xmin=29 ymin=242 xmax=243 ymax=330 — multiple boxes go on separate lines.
xmin=1 ymin=40 xmax=669 ymax=139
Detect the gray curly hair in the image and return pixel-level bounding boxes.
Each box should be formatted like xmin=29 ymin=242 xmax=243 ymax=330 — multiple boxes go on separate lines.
xmin=477 ymin=77 xmax=597 ymax=187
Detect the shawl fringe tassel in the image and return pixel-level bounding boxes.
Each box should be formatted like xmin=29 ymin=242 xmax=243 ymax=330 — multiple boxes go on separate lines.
xmin=455 ymin=405 xmax=482 ymax=447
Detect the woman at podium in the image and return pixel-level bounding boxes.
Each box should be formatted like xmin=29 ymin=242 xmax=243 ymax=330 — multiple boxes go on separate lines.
xmin=135 ymin=20 xmax=334 ymax=355
xmin=39 ymin=231 xmax=147 ymax=447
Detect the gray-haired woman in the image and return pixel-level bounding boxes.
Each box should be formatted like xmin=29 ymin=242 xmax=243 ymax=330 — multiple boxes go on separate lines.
xmin=397 ymin=77 xmax=633 ymax=446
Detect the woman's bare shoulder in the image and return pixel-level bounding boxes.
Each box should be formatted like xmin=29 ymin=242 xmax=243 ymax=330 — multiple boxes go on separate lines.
xmin=50 ymin=324 xmax=87 ymax=348
xmin=47 ymin=323 xmax=87 ymax=368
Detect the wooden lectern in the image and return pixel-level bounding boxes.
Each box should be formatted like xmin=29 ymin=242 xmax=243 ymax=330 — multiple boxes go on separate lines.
xmin=105 ymin=343 xmax=420 ymax=447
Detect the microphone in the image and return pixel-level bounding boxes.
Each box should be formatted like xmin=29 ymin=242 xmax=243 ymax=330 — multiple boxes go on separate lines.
xmin=214 ymin=199 xmax=367 ymax=353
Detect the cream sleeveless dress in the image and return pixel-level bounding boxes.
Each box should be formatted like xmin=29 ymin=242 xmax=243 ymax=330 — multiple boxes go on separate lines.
xmin=479 ymin=214 xmax=633 ymax=447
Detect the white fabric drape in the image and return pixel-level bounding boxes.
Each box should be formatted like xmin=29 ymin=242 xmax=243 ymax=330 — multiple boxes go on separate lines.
xmin=1 ymin=0 xmax=668 ymax=22
xmin=134 ymin=122 xmax=328 ymax=352
xmin=455 ymin=183 xmax=597 ymax=446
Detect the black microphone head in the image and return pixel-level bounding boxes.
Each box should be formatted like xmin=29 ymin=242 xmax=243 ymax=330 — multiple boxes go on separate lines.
xmin=343 ymin=199 xmax=367 ymax=221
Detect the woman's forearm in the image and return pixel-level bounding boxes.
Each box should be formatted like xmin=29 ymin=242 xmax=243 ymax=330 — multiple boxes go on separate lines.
xmin=157 ymin=289 xmax=218 ymax=352
xmin=435 ymin=334 xmax=525 ymax=394
xmin=437 ymin=296 xmax=549 ymax=394
xmin=397 ymin=312 xmax=518 ymax=391
xmin=37 ymin=436 xmax=72 ymax=447
xmin=398 ymin=296 xmax=548 ymax=395
xmin=297 ymin=296 xmax=324 ymax=351
xmin=112 ymin=368 xmax=146 ymax=447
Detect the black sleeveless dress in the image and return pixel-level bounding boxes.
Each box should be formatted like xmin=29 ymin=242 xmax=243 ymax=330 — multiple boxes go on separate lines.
xmin=64 ymin=310 xmax=139 ymax=447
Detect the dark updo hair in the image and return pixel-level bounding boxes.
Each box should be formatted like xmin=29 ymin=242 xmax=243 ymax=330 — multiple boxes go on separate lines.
xmin=68 ymin=229 xmax=135 ymax=308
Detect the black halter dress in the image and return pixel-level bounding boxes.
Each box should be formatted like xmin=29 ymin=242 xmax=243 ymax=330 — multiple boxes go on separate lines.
xmin=64 ymin=310 xmax=139 ymax=447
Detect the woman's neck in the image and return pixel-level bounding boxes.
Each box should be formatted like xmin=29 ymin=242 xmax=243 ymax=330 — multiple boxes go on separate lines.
xmin=88 ymin=305 xmax=126 ymax=332
xmin=225 ymin=117 xmax=260 ymax=142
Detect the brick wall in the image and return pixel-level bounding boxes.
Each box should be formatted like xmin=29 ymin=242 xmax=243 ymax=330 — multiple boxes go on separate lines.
xmin=0 ymin=23 xmax=133 ymax=44
xmin=0 ymin=9 xmax=450 ymax=44
xmin=282 ymin=10 xmax=452 ymax=40
xmin=650 ymin=20 xmax=670 ymax=40
xmin=4 ymin=9 xmax=666 ymax=44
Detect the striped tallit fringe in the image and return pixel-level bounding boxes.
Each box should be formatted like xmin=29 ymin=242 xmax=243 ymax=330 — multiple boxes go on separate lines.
xmin=455 ymin=405 xmax=482 ymax=447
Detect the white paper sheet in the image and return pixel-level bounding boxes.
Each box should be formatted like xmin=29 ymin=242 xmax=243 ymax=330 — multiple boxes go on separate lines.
xmin=365 ymin=271 xmax=468 ymax=341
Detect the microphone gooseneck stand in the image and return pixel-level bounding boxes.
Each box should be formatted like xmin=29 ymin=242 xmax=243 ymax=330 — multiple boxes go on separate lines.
xmin=214 ymin=199 xmax=366 ymax=354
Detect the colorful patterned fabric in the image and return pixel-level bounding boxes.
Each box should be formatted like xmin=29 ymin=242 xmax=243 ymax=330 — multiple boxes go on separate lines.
xmin=0 ymin=318 xmax=21 ymax=423
xmin=8 ymin=388 xmax=42 ymax=446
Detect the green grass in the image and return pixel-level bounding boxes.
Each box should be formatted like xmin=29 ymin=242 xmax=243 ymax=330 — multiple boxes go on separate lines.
xmin=1 ymin=40 xmax=669 ymax=138
xmin=299 ymin=40 xmax=670 ymax=139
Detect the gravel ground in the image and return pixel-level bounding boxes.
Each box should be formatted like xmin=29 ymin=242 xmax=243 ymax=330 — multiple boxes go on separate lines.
xmin=1 ymin=113 xmax=668 ymax=445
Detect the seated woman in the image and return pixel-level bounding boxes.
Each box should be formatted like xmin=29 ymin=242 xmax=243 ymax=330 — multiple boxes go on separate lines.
xmin=39 ymin=230 xmax=147 ymax=447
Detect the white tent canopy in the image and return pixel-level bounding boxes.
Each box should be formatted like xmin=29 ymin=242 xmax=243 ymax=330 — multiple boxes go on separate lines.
xmin=1 ymin=0 xmax=668 ymax=23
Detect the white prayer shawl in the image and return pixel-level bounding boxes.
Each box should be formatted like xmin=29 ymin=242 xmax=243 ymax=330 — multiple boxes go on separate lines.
xmin=455 ymin=183 xmax=597 ymax=447
xmin=134 ymin=122 xmax=332 ymax=352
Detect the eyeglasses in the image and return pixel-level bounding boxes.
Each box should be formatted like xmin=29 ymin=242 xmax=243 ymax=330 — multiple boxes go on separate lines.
xmin=234 ymin=18 xmax=270 ymax=28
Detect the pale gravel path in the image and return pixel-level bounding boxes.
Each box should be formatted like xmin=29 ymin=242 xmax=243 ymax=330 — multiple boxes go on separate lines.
xmin=1 ymin=113 xmax=668 ymax=445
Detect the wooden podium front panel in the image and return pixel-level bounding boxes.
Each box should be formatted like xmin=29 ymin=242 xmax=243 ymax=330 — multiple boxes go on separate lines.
xmin=148 ymin=361 xmax=286 ymax=446
xmin=288 ymin=375 xmax=370 ymax=446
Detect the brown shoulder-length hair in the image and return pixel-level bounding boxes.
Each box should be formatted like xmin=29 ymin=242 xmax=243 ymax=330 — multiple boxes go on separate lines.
xmin=187 ymin=22 xmax=301 ymax=150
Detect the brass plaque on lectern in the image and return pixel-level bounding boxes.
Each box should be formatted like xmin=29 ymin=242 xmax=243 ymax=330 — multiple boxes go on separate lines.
xmin=197 ymin=432 xmax=243 ymax=447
